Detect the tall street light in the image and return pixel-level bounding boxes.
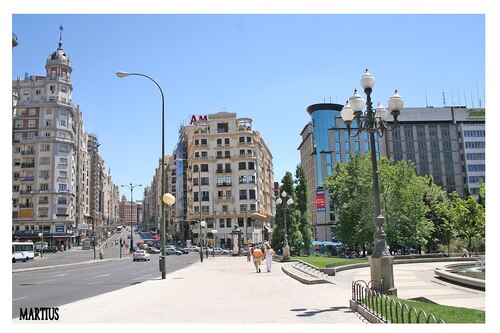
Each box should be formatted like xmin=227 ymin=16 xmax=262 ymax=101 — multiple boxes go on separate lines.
xmin=116 ymin=71 xmax=170 ymax=279
xmin=121 ymin=183 xmax=142 ymax=253
xmin=275 ymin=191 xmax=293 ymax=262
xmin=340 ymin=69 xmax=404 ymax=295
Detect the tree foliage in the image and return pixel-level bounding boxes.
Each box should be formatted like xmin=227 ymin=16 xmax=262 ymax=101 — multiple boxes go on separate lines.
xmin=295 ymin=165 xmax=313 ymax=255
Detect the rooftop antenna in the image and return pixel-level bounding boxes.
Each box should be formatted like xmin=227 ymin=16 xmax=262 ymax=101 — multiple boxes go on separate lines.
xmin=450 ymin=90 xmax=455 ymax=106
xmin=425 ymin=90 xmax=429 ymax=107
xmin=457 ymin=90 xmax=461 ymax=106
xmin=470 ymin=90 xmax=475 ymax=108
xmin=464 ymin=90 xmax=467 ymax=107
xmin=441 ymin=87 xmax=446 ymax=106
xmin=476 ymin=82 xmax=482 ymax=108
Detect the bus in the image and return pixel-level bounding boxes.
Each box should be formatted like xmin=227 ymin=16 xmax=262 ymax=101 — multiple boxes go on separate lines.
xmin=116 ymin=226 xmax=123 ymax=233
xmin=12 ymin=241 xmax=35 ymax=262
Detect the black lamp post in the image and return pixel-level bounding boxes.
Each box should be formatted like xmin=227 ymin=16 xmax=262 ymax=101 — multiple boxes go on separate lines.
xmin=116 ymin=71 xmax=171 ymax=279
xmin=275 ymin=191 xmax=293 ymax=262
xmin=120 ymin=183 xmax=142 ymax=253
xmin=340 ymin=69 xmax=404 ymax=294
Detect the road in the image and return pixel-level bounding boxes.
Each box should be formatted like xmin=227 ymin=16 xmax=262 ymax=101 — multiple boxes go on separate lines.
xmin=12 ymin=228 xmax=206 ymax=319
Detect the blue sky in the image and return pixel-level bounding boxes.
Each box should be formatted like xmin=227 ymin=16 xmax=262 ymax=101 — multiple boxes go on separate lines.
xmin=8 ymin=11 xmax=486 ymax=201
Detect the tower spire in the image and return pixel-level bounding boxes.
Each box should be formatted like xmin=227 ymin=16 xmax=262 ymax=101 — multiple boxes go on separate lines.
xmin=58 ymin=24 xmax=64 ymax=49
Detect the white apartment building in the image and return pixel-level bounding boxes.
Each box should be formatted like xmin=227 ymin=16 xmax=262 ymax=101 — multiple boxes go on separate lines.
xmin=12 ymin=32 xmax=79 ymax=249
xmin=167 ymin=111 xmax=275 ymax=248
xmin=12 ymin=27 xmax=117 ymax=248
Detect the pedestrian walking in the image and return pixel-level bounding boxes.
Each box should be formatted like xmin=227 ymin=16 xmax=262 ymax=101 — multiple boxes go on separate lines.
xmin=265 ymin=244 xmax=275 ymax=273
xmin=252 ymin=246 xmax=263 ymax=273
xmin=246 ymin=246 xmax=251 ymax=262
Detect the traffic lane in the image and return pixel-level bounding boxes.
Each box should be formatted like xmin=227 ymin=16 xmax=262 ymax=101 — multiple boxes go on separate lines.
xmin=12 ymin=252 xmax=200 ymax=318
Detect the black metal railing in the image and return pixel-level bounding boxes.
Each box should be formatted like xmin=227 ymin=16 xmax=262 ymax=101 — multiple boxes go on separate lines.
xmin=351 ymin=280 xmax=445 ymax=323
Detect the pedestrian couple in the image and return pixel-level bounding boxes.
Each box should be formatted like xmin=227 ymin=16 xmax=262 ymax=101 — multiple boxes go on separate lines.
xmin=252 ymin=244 xmax=274 ymax=273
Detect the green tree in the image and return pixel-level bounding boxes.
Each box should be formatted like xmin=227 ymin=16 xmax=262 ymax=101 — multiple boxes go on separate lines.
xmin=379 ymin=158 xmax=433 ymax=254
xmin=449 ymin=192 xmax=485 ymax=251
xmin=421 ymin=176 xmax=455 ymax=253
xmin=324 ymin=154 xmax=374 ymax=255
xmin=271 ymin=172 xmax=301 ymax=253
xmin=295 ymin=165 xmax=313 ymax=255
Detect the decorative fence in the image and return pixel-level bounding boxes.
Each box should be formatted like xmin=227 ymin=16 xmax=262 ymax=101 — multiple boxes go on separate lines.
xmin=351 ymin=280 xmax=445 ymax=323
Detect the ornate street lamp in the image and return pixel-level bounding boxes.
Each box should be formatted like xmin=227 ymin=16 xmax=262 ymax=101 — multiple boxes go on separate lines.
xmin=275 ymin=191 xmax=293 ymax=262
xmin=340 ymin=69 xmax=404 ymax=294
xmin=116 ymin=71 xmax=169 ymax=279
xmin=120 ymin=183 xmax=142 ymax=253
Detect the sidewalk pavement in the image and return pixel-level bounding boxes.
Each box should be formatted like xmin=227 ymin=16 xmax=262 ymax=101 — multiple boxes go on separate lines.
xmin=19 ymin=257 xmax=486 ymax=324
xmin=53 ymin=255 xmax=367 ymax=324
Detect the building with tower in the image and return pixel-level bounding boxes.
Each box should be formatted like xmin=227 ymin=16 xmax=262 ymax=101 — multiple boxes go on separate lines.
xmin=12 ymin=26 xmax=118 ymax=248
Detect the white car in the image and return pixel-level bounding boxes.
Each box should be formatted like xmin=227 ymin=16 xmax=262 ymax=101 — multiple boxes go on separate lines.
xmin=211 ymin=247 xmax=231 ymax=255
xmin=132 ymin=250 xmax=151 ymax=261
xmin=165 ymin=248 xmax=182 ymax=256
xmin=183 ymin=245 xmax=200 ymax=252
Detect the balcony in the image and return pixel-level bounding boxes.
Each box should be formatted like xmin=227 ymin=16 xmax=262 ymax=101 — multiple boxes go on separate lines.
xmin=216 ymin=168 xmax=232 ymax=174
xmin=19 ymin=176 xmax=35 ymax=182
xmin=21 ymin=162 xmax=35 ymax=168
xmin=19 ymin=203 xmax=33 ymax=208
xmin=22 ymin=150 xmax=35 ymax=155
xmin=217 ymin=182 xmax=232 ymax=187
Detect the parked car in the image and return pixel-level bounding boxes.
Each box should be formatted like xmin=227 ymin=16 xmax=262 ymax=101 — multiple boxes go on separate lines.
xmin=44 ymin=245 xmax=59 ymax=253
xmin=132 ymin=250 xmax=151 ymax=261
xmin=183 ymin=245 xmax=200 ymax=252
xmin=211 ymin=247 xmax=231 ymax=255
xmin=176 ymin=246 xmax=189 ymax=254
xmin=165 ymin=248 xmax=182 ymax=256
xmin=145 ymin=247 xmax=160 ymax=254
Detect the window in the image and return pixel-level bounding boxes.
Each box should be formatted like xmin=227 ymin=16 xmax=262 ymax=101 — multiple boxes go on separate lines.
xmin=217 ymin=123 xmax=228 ymax=133
xmin=59 ymin=158 xmax=68 ymax=166
xmin=238 ymin=218 xmax=244 ymax=227
xmin=201 ymin=164 xmax=208 ymax=172
xmin=248 ymin=162 xmax=255 ymax=170
xmin=60 ymin=120 xmax=67 ymax=128
xmin=41 ymin=144 xmax=50 ymax=151
xmin=239 ymin=137 xmax=245 ymax=143
xmin=200 ymin=138 xmax=208 ymax=146
xmin=224 ymin=151 xmax=231 ymax=158
xmin=28 ymin=120 xmax=36 ymax=128
xmin=226 ymin=218 xmax=232 ymax=228
xmin=61 ymin=85 xmax=67 ymax=93
xmin=59 ymin=144 xmax=68 ymax=152
xmin=59 ymin=170 xmax=67 ymax=178
xmin=58 ymin=184 xmax=67 ymax=192
xmin=239 ymin=162 xmax=246 ymax=170
xmin=220 ymin=219 xmax=225 ymax=228
xmin=45 ymin=120 xmax=52 ymax=126
xmin=40 ymin=183 xmax=49 ymax=190
xmin=239 ymin=190 xmax=247 ymax=200
xmin=40 ymin=157 xmax=50 ymax=165
xmin=246 ymin=136 xmax=252 ymax=143
xmin=217 ymin=138 xmax=223 ymax=147
xmin=240 ymin=204 xmax=247 ymax=213
xmin=224 ymin=138 xmax=230 ymax=145
xmin=249 ymin=189 xmax=256 ymax=199
xmin=239 ymin=175 xmax=247 ymax=184
xmin=15 ymin=120 xmax=23 ymax=128
xmin=40 ymin=170 xmax=49 ymax=178
xmin=201 ymin=177 xmax=209 ymax=185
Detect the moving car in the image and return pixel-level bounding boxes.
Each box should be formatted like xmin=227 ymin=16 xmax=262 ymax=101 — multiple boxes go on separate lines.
xmin=211 ymin=247 xmax=231 ymax=255
xmin=176 ymin=246 xmax=189 ymax=254
xmin=145 ymin=247 xmax=160 ymax=254
xmin=165 ymin=248 xmax=182 ymax=256
xmin=183 ymin=245 xmax=200 ymax=252
xmin=132 ymin=250 xmax=151 ymax=261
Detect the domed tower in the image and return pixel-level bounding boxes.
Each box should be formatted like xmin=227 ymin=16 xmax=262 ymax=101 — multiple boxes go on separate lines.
xmin=45 ymin=25 xmax=73 ymax=104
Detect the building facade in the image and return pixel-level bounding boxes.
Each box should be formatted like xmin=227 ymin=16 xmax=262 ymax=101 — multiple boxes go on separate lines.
xmin=12 ymin=27 xmax=117 ymax=248
xmin=298 ymin=104 xmax=485 ymax=242
xmin=159 ymin=112 xmax=275 ymax=248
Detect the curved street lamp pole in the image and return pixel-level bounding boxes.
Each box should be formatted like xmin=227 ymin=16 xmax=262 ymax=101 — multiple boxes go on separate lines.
xmin=116 ymin=71 xmax=171 ymax=279
xmin=340 ymin=69 xmax=404 ymax=294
